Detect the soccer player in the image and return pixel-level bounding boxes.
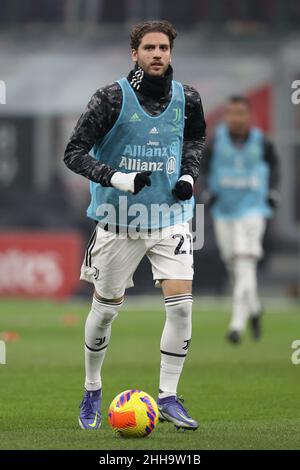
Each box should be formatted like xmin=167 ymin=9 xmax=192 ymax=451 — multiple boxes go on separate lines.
xmin=64 ymin=20 xmax=206 ymax=430
xmin=203 ymin=96 xmax=280 ymax=344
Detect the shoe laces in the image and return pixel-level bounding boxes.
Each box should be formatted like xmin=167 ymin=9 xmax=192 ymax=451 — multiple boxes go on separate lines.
xmin=175 ymin=396 xmax=192 ymax=418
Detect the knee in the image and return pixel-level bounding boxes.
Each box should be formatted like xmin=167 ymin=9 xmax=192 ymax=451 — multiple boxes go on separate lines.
xmin=233 ymin=278 xmax=251 ymax=303
xmin=89 ymin=296 xmax=122 ymax=328
xmin=96 ymin=309 xmax=119 ymax=327
xmin=165 ymin=299 xmax=193 ymax=327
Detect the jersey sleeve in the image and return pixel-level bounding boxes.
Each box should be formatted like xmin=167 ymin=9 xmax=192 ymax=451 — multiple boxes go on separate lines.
xmin=263 ymin=137 xmax=280 ymax=191
xmin=64 ymin=83 xmax=122 ymax=186
xmin=180 ymin=85 xmax=206 ymax=182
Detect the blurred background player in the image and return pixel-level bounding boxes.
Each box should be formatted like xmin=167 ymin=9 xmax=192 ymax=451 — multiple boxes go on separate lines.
xmin=202 ymin=96 xmax=280 ymax=344
xmin=64 ymin=20 xmax=206 ymax=430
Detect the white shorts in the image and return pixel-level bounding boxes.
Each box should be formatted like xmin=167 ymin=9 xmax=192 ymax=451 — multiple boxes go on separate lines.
xmin=80 ymin=222 xmax=194 ymax=298
xmin=213 ymin=215 xmax=266 ymax=262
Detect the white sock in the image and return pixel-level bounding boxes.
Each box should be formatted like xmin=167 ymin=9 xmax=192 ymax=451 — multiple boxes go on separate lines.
xmin=247 ymin=259 xmax=261 ymax=316
xmin=225 ymin=260 xmax=235 ymax=287
xmin=84 ymin=296 xmax=122 ymax=391
xmin=159 ymin=294 xmax=193 ymax=399
xmin=230 ymin=257 xmax=259 ymax=333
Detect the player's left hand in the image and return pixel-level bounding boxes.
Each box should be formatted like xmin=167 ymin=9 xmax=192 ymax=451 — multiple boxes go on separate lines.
xmin=172 ymin=175 xmax=194 ymax=201
xmin=267 ymin=190 xmax=280 ymax=210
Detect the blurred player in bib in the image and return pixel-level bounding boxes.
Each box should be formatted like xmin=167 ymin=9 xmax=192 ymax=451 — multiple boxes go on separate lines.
xmin=203 ymin=96 xmax=280 ymax=344
xmin=64 ymin=21 xmax=206 ymax=430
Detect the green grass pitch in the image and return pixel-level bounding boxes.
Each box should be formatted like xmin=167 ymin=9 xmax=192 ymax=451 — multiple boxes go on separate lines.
xmin=0 ymin=297 xmax=299 ymax=450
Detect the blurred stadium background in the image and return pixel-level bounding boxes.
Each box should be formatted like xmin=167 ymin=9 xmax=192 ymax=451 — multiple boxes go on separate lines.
xmin=0 ymin=0 xmax=299 ymax=300
xmin=0 ymin=0 xmax=300 ymax=451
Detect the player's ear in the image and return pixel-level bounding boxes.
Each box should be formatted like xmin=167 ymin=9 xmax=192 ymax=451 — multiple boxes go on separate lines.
xmin=131 ymin=48 xmax=138 ymax=62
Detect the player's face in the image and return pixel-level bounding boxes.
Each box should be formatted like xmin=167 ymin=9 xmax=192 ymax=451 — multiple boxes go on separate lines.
xmin=131 ymin=32 xmax=171 ymax=77
xmin=225 ymin=102 xmax=251 ymax=135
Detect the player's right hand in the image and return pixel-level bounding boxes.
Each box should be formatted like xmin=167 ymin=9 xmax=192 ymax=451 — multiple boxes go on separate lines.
xmin=110 ymin=171 xmax=152 ymax=194
xmin=267 ymin=190 xmax=280 ymax=210
xmin=133 ymin=171 xmax=152 ymax=194
xmin=202 ymin=189 xmax=218 ymax=208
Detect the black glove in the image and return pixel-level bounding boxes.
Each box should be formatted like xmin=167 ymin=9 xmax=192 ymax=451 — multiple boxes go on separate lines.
xmin=267 ymin=190 xmax=280 ymax=210
xmin=172 ymin=180 xmax=193 ymax=201
xmin=207 ymin=193 xmax=218 ymax=208
xmin=111 ymin=171 xmax=152 ymax=194
xmin=267 ymin=197 xmax=277 ymax=210
xmin=133 ymin=171 xmax=152 ymax=195
xmin=202 ymin=190 xmax=218 ymax=208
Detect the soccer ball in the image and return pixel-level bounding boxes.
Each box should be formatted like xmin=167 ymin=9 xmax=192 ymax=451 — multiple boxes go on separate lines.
xmin=108 ymin=389 xmax=158 ymax=438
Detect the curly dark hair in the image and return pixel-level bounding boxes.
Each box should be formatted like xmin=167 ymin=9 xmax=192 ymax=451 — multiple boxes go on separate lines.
xmin=130 ymin=20 xmax=177 ymax=51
